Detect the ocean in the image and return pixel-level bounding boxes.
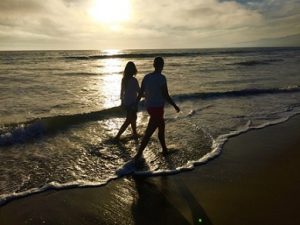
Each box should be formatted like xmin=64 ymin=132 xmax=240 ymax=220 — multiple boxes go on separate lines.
xmin=1 ymin=47 xmax=300 ymax=205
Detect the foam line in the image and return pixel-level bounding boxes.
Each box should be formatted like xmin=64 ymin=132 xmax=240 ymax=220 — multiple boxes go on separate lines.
xmin=1 ymin=112 xmax=299 ymax=206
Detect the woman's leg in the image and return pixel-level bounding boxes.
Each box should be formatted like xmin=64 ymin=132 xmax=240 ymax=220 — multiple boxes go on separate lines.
xmin=115 ymin=111 xmax=131 ymax=139
xmin=130 ymin=111 xmax=138 ymax=138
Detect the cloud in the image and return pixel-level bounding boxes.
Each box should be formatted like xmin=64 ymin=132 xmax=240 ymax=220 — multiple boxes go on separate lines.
xmin=121 ymin=0 xmax=265 ymax=47
xmin=0 ymin=0 xmax=45 ymax=13
xmin=128 ymin=0 xmax=300 ymax=46
xmin=0 ymin=0 xmax=95 ymax=48
xmin=0 ymin=0 xmax=299 ymax=49
xmin=132 ymin=0 xmax=263 ymax=30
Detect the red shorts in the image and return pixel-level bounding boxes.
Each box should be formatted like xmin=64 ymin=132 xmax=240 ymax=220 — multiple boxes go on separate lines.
xmin=147 ymin=107 xmax=164 ymax=120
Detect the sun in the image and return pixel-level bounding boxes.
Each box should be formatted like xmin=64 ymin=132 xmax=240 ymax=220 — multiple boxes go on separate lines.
xmin=89 ymin=0 xmax=131 ymax=24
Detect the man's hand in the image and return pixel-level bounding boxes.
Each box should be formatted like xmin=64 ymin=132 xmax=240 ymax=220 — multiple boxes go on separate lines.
xmin=174 ymin=105 xmax=180 ymax=113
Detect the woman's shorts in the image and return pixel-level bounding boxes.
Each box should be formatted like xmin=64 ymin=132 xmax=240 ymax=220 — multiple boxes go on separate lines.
xmin=122 ymin=103 xmax=137 ymax=114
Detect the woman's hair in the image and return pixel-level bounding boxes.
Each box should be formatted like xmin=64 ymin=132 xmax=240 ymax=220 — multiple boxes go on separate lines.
xmin=123 ymin=61 xmax=137 ymax=78
xmin=122 ymin=61 xmax=137 ymax=88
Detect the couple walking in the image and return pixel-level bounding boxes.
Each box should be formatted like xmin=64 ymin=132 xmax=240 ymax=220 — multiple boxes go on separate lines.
xmin=115 ymin=57 xmax=180 ymax=161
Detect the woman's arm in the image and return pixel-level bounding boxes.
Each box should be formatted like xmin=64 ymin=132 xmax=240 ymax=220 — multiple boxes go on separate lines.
xmin=120 ymin=79 xmax=125 ymax=101
xmin=136 ymin=79 xmax=145 ymax=104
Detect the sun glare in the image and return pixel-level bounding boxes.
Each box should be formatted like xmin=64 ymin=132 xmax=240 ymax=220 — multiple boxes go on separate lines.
xmin=89 ymin=0 xmax=131 ymax=24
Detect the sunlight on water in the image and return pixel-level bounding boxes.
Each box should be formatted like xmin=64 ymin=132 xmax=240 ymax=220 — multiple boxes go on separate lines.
xmin=101 ymin=75 xmax=121 ymax=108
xmin=102 ymin=58 xmax=123 ymax=75
xmin=98 ymin=57 xmax=123 ymax=108
xmin=103 ymin=49 xmax=121 ymax=56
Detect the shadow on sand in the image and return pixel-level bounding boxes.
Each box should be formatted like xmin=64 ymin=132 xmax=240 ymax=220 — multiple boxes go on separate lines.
xmin=131 ymin=173 xmax=212 ymax=225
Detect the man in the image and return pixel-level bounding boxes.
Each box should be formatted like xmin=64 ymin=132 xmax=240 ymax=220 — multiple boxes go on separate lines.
xmin=134 ymin=57 xmax=180 ymax=161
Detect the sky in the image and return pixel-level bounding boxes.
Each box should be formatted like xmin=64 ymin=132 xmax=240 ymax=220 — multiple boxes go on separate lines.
xmin=0 ymin=0 xmax=299 ymax=50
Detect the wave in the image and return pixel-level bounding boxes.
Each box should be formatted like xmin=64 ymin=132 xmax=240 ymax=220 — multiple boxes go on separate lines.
xmin=0 ymin=107 xmax=123 ymax=146
xmin=1 ymin=86 xmax=300 ymax=146
xmin=64 ymin=48 xmax=299 ymax=61
xmin=59 ymin=72 xmax=101 ymax=77
xmin=228 ymin=59 xmax=283 ymax=66
xmin=0 ymin=178 xmax=118 ymax=207
xmin=174 ymin=86 xmax=300 ymax=101
xmin=64 ymin=52 xmax=202 ymax=60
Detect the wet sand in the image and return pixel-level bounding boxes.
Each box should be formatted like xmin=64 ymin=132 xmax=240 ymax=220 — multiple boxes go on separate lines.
xmin=1 ymin=115 xmax=300 ymax=225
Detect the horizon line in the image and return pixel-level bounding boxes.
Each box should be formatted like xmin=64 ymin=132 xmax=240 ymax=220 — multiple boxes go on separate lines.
xmin=0 ymin=46 xmax=300 ymax=52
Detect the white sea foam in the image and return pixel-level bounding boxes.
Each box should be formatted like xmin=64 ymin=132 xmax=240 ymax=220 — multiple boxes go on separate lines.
xmin=1 ymin=111 xmax=300 ymax=206
xmin=134 ymin=111 xmax=300 ymax=176
xmin=0 ymin=177 xmax=118 ymax=206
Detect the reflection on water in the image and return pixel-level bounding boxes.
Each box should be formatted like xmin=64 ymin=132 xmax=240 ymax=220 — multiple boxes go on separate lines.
xmin=101 ymin=74 xmax=122 ymax=108
xmin=103 ymin=49 xmax=121 ymax=56
xmin=102 ymin=58 xmax=123 ymax=75
xmin=97 ymin=54 xmax=124 ymax=108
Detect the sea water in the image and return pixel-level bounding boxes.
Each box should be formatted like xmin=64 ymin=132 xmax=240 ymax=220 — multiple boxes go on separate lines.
xmin=1 ymin=48 xmax=300 ymax=204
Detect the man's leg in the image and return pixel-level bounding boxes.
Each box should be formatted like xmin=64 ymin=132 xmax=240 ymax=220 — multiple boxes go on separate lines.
xmin=158 ymin=118 xmax=168 ymax=153
xmin=134 ymin=117 xmax=158 ymax=159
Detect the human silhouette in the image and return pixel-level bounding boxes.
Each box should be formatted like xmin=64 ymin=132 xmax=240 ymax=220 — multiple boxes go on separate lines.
xmin=115 ymin=61 xmax=140 ymax=140
xmin=134 ymin=57 xmax=180 ymax=161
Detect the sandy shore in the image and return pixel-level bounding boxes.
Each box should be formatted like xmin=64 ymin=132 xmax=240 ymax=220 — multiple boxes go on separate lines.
xmin=1 ymin=115 xmax=300 ymax=225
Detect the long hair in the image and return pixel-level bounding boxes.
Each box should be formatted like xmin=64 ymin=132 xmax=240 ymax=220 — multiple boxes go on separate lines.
xmin=122 ymin=61 xmax=137 ymax=89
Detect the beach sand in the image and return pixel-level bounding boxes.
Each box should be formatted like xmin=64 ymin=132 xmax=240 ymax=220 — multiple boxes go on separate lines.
xmin=1 ymin=115 xmax=300 ymax=225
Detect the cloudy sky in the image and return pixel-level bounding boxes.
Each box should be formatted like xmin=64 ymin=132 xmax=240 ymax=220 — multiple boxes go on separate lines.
xmin=0 ymin=0 xmax=299 ymax=50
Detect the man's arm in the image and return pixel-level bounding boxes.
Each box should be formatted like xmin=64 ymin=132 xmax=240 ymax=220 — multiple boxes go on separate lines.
xmin=162 ymin=83 xmax=180 ymax=112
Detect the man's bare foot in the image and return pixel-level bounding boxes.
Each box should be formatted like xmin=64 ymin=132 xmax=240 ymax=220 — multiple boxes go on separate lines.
xmin=162 ymin=148 xmax=168 ymax=156
xmin=113 ymin=136 xmax=120 ymax=142
xmin=132 ymin=134 xmax=139 ymax=140
xmin=133 ymin=153 xmax=143 ymax=163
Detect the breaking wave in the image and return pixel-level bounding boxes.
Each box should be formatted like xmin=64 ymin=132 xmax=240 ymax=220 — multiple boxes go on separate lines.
xmin=1 ymin=85 xmax=300 ymax=146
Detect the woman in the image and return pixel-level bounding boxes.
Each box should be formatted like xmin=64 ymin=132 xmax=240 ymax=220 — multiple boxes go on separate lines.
xmin=115 ymin=61 xmax=140 ymax=140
